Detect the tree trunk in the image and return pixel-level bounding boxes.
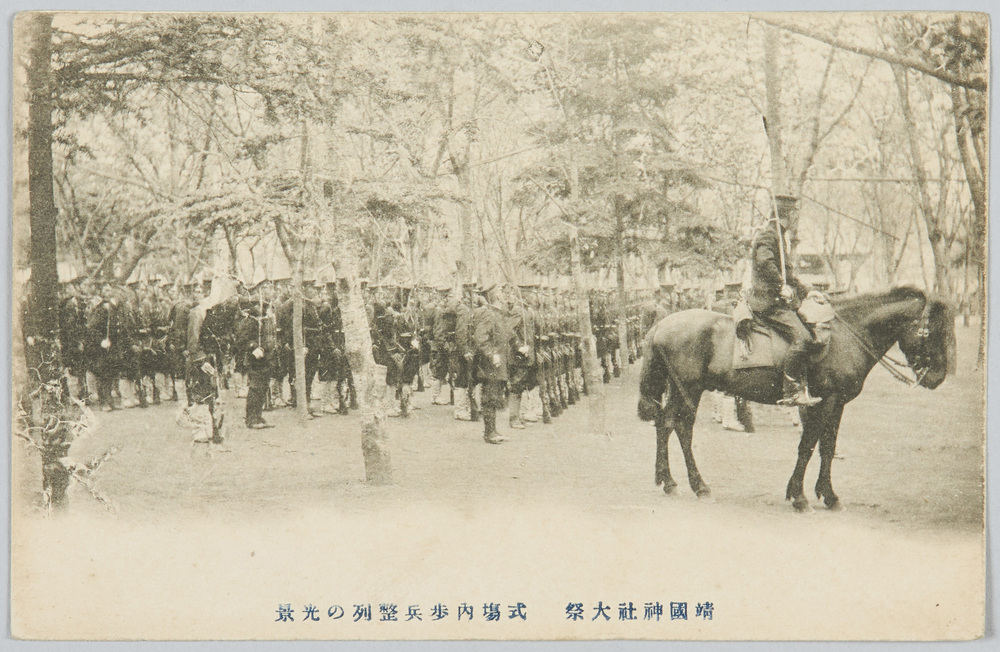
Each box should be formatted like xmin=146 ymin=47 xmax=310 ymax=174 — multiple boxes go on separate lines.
xmin=763 ymin=24 xmax=802 ymax=261
xmin=23 ymin=12 xmax=73 ymax=510
xmin=950 ymin=86 xmax=988 ymax=367
xmin=335 ymin=243 xmax=391 ymax=484
xmin=292 ymin=118 xmax=310 ymax=422
xmin=893 ymin=66 xmax=949 ymax=293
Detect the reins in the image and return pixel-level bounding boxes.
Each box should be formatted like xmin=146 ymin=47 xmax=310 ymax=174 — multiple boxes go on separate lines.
xmin=831 ymin=307 xmax=924 ymax=387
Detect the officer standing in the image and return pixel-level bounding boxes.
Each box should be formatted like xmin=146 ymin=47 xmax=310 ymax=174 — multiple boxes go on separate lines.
xmin=237 ymin=286 xmax=275 ymax=429
xmin=472 ymin=284 xmax=513 ymax=444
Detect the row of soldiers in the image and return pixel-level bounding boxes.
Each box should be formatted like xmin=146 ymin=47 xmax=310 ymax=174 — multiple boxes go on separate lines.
xmin=47 ymin=273 xmax=681 ymax=444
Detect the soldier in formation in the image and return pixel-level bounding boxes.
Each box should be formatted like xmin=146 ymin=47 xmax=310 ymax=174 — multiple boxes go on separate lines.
xmin=48 ymin=271 xmax=679 ymax=444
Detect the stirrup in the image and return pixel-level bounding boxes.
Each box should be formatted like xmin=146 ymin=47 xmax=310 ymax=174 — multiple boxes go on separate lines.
xmin=779 ymin=375 xmax=821 ymax=407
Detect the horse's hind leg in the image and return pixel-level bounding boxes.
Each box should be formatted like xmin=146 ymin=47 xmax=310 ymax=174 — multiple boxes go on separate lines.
xmin=675 ymin=393 xmax=711 ymax=499
xmin=655 ymin=419 xmax=677 ymax=494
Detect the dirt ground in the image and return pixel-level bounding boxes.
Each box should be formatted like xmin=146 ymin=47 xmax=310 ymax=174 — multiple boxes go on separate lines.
xmin=10 ymin=321 xmax=986 ymax=640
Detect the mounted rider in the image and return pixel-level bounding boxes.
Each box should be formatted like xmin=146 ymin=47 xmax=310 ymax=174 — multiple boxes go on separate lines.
xmin=748 ymin=194 xmax=821 ymax=407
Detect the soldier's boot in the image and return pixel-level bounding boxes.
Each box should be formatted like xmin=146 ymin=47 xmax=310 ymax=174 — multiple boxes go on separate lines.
xmin=509 ymin=394 xmax=525 ymax=429
xmin=521 ymin=388 xmax=539 ymax=423
xmin=416 ymin=371 xmax=424 ymax=393
xmin=567 ymin=375 xmax=579 ymax=405
xmin=432 ymin=379 xmax=450 ymax=406
xmin=547 ymin=381 xmax=561 ymax=417
xmin=483 ymin=409 xmax=506 ymax=444
xmin=722 ymin=396 xmax=746 ymax=433
xmin=386 ymin=387 xmax=402 ymax=418
xmin=399 ymin=385 xmax=412 ymax=418
xmin=579 ymin=368 xmax=589 ymax=397
xmin=559 ymin=376 xmax=570 ymax=409
xmin=347 ymin=374 xmax=360 ymax=410
xmin=336 ymin=380 xmax=350 ymax=415
xmin=151 ymin=378 xmax=161 ymax=405
xmin=453 ymin=389 xmax=471 ymax=420
xmin=612 ymin=352 xmax=621 ymax=378
xmin=540 ymin=390 xmax=552 ymax=424
xmin=269 ymin=380 xmax=285 ymax=408
xmin=603 ymin=358 xmax=612 ymax=384
xmin=234 ymin=372 xmax=248 ymax=399
xmin=469 ymin=387 xmax=480 ymax=422
xmin=449 ymin=384 xmax=455 ymax=405
xmin=323 ymin=381 xmax=340 ymax=414
xmin=779 ymin=374 xmax=821 ymax=407
xmin=136 ymin=378 xmax=148 ymax=408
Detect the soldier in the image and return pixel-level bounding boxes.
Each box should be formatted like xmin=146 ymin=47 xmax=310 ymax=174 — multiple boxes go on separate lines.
xmin=506 ymin=285 xmax=537 ymax=430
xmin=429 ymin=285 xmax=454 ymax=406
xmin=559 ymin=293 xmax=580 ymax=405
xmin=539 ymin=288 xmax=563 ymax=419
xmin=317 ymin=281 xmax=351 ymax=415
xmin=85 ymin=284 xmax=129 ymax=412
xmin=453 ymin=283 xmax=478 ymax=421
xmin=118 ymin=279 xmax=147 ymax=408
xmin=472 ymin=284 xmax=513 ymax=444
xmin=165 ymin=281 xmax=199 ymax=402
xmin=236 ymin=283 xmax=275 ymax=429
xmin=178 ymin=298 xmax=225 ymax=445
xmin=748 ymin=195 xmax=820 ymax=407
xmin=385 ymin=286 xmax=421 ymax=418
xmin=58 ymin=275 xmax=89 ymax=402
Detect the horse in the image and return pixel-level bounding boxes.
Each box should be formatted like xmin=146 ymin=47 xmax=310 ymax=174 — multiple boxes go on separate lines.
xmin=637 ymin=286 xmax=955 ymax=512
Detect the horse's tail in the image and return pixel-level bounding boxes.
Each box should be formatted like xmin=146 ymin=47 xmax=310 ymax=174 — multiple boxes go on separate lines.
xmin=637 ymin=327 xmax=668 ymax=422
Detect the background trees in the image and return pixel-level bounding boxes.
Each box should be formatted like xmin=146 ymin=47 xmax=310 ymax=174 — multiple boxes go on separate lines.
xmin=17 ymin=11 xmax=989 ymax=409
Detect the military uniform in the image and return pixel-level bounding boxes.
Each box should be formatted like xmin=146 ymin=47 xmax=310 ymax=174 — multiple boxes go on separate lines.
xmin=472 ymin=291 xmax=512 ymax=443
xmin=236 ymin=297 xmax=275 ymax=429
xmin=748 ymin=195 xmax=818 ymax=406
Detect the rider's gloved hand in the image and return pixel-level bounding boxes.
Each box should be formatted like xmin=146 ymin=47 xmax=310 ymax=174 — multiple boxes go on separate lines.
xmin=806 ymin=290 xmax=828 ymax=303
xmin=780 ymin=285 xmax=796 ymax=302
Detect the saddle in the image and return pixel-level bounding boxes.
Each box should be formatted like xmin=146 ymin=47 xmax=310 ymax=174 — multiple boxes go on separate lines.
xmin=731 ymin=297 xmax=833 ymax=370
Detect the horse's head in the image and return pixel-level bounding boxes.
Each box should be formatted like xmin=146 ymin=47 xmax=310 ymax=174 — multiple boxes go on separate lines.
xmin=897 ymin=294 xmax=955 ymax=389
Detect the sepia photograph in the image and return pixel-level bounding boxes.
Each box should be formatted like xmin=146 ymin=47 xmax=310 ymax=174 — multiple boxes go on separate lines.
xmin=9 ymin=9 xmax=988 ymax=640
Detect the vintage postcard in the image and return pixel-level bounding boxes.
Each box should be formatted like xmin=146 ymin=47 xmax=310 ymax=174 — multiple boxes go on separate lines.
xmin=10 ymin=11 xmax=987 ymax=640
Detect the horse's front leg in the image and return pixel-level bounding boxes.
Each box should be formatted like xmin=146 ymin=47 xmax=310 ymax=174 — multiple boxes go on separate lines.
xmin=814 ymin=401 xmax=846 ymax=510
xmin=786 ymin=405 xmax=822 ymax=512
xmin=654 ymin=416 xmax=677 ymax=494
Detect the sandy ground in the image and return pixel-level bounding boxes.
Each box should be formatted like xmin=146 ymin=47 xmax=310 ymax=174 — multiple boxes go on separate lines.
xmin=10 ymin=323 xmax=986 ymax=640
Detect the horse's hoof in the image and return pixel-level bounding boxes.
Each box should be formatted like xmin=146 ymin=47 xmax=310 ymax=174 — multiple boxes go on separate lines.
xmin=826 ymin=499 xmax=844 ymax=512
xmin=662 ymin=483 xmax=678 ymax=496
xmin=792 ymin=497 xmax=813 ymax=513
xmin=695 ymin=486 xmax=713 ymax=501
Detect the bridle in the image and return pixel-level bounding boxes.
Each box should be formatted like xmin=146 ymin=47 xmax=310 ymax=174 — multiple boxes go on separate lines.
xmin=832 ymin=299 xmax=934 ymax=387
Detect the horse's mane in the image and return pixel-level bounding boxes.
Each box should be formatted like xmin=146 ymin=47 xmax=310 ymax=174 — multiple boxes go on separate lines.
xmin=829 ymin=285 xmax=930 ymax=319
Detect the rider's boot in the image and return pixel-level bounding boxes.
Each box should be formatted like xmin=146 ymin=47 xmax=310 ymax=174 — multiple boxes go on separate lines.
xmin=779 ymin=374 xmax=821 ymax=407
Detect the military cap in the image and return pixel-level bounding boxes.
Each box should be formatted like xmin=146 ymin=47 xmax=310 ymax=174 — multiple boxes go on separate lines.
xmin=770 ymin=194 xmax=798 ymax=223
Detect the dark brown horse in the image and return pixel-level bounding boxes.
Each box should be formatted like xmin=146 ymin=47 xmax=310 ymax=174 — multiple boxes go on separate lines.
xmin=637 ymin=286 xmax=955 ymax=512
